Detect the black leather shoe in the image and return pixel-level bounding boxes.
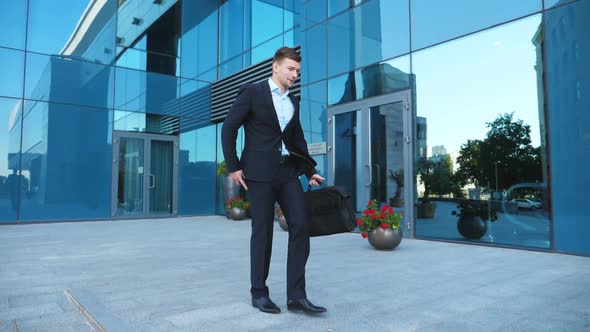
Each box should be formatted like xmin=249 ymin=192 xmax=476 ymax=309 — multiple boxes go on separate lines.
xmin=252 ymin=296 xmax=281 ymax=314
xmin=287 ymin=298 xmax=327 ymax=313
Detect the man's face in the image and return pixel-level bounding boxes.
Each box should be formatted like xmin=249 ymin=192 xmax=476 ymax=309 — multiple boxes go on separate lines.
xmin=273 ymin=58 xmax=300 ymax=89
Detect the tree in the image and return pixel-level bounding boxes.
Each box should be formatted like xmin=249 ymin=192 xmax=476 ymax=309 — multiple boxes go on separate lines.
xmin=456 ymin=113 xmax=542 ymax=191
xmin=430 ymin=155 xmax=453 ymax=197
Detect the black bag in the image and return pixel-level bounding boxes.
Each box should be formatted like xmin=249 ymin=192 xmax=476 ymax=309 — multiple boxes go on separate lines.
xmin=304 ymin=185 xmax=356 ymax=237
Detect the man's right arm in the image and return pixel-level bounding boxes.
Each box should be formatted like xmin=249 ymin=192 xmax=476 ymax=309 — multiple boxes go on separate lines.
xmin=221 ymin=84 xmax=252 ymax=174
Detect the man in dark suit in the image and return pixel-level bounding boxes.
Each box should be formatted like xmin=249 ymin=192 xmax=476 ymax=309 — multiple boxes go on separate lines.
xmin=222 ymin=47 xmax=326 ymax=315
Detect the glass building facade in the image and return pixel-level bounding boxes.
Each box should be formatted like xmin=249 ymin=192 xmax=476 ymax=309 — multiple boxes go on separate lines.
xmin=0 ymin=0 xmax=587 ymax=255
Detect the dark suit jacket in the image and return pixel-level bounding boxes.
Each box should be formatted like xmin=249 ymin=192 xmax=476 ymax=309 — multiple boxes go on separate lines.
xmin=221 ymin=80 xmax=317 ymax=182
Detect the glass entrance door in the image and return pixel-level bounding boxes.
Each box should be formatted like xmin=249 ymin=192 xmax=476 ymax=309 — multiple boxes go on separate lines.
xmin=327 ymin=91 xmax=413 ymax=236
xmin=112 ymin=132 xmax=178 ymax=218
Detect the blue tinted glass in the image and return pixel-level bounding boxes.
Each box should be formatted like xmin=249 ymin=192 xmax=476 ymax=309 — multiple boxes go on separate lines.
xmin=0 ymin=48 xmax=25 ymax=99
xmin=355 ymin=55 xmax=411 ymax=99
xmin=301 ymin=80 xmax=327 ymax=143
xmin=412 ymin=15 xmax=550 ymax=249
xmin=251 ymin=35 xmax=283 ymax=64
xmin=179 ymin=123 xmax=217 ymax=215
xmin=220 ymin=0 xmax=245 ymax=62
xmin=284 ymin=29 xmax=301 ymax=48
xmin=115 ymin=48 xmax=147 ymax=71
xmin=116 ymin=1 xmax=181 ymax=57
xmin=219 ymin=55 xmax=244 ymax=79
xmin=215 ymin=123 xmax=245 ymax=214
xmin=411 ymin=0 xmax=542 ymax=51
xmin=19 ymin=101 xmax=112 ymax=221
xmin=28 ymin=0 xmax=117 ymax=64
xmin=0 ymin=2 xmax=27 ymax=49
xmin=327 ymin=10 xmax=353 ymax=77
xmin=545 ymin=0 xmax=590 ymax=254
xmin=180 ymin=79 xmax=212 ymax=120
xmin=285 ymin=0 xmax=302 ymax=31
xmin=328 ymin=73 xmax=355 ymax=106
xmin=544 ymin=0 xmax=576 ymax=8
xmin=113 ymin=110 xmax=146 ymax=132
xmin=181 ymin=0 xmax=218 ymax=79
xmin=0 ymin=98 xmax=22 ymax=222
xmin=252 ymin=0 xmax=283 ymax=47
xmin=327 ymin=0 xmax=409 ymax=77
xmin=25 ymin=52 xmax=115 ymax=109
xmin=328 ymin=0 xmax=351 ymax=17
xmin=114 ymin=67 xmax=179 ymax=116
xmin=301 ymin=23 xmax=327 ymax=84
xmin=302 ymin=0 xmax=327 ymax=29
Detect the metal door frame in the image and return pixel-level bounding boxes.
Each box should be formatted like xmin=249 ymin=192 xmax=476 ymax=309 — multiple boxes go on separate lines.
xmin=111 ymin=131 xmax=179 ymax=218
xmin=327 ymin=90 xmax=414 ymax=237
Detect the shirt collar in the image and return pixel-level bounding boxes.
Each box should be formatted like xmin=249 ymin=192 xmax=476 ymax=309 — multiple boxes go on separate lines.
xmin=268 ymin=78 xmax=289 ymax=96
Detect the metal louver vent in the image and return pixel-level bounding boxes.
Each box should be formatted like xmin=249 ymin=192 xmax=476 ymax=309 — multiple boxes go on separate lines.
xmin=211 ymin=46 xmax=301 ymax=123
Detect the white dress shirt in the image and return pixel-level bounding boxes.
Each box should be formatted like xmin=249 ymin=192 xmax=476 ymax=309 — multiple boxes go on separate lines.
xmin=268 ymin=78 xmax=294 ymax=156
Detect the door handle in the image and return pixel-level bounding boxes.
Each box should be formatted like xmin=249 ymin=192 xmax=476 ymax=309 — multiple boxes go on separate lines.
xmin=148 ymin=174 xmax=155 ymax=189
xmin=365 ymin=164 xmax=372 ymax=187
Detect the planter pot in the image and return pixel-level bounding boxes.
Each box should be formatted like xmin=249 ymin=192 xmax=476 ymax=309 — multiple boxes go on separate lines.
xmin=368 ymin=228 xmax=402 ymax=250
xmin=278 ymin=216 xmax=288 ymax=231
xmin=416 ymin=202 xmax=436 ymax=219
xmin=389 ymin=197 xmax=404 ymax=207
xmin=229 ymin=207 xmax=247 ymax=220
xmin=457 ymin=215 xmax=487 ymax=239
xmin=223 ymin=176 xmax=241 ymax=204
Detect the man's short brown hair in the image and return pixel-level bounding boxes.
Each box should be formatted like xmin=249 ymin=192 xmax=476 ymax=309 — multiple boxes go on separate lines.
xmin=273 ymin=47 xmax=301 ymax=63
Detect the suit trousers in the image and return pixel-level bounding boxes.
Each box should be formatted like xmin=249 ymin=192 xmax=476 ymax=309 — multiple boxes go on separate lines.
xmin=246 ymin=160 xmax=310 ymax=300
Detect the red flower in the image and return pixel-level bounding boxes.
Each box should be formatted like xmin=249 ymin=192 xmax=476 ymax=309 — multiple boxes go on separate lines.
xmin=368 ymin=200 xmax=372 ymax=206
xmin=388 ymin=207 xmax=394 ymax=213
xmin=381 ymin=205 xmax=389 ymax=212
xmin=380 ymin=212 xmax=386 ymax=219
xmin=380 ymin=223 xmax=388 ymax=229
xmin=371 ymin=214 xmax=378 ymax=220
xmin=357 ymin=218 xmax=363 ymax=226
xmin=363 ymin=210 xmax=370 ymax=216
xmin=361 ymin=232 xmax=368 ymax=238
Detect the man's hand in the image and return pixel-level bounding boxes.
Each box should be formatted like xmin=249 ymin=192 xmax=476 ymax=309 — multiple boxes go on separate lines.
xmin=229 ymin=170 xmax=248 ymax=190
xmin=309 ymin=174 xmax=325 ymax=187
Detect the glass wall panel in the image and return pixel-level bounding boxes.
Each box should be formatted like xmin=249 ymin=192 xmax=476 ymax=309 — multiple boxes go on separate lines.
xmin=285 ymin=0 xmax=301 ymax=32
xmin=27 ymin=0 xmax=117 ymax=64
xmin=327 ymin=0 xmax=410 ymax=77
xmin=220 ymin=0 xmax=245 ymax=62
xmin=328 ymin=0 xmax=354 ymax=17
xmin=412 ymin=15 xmax=550 ymax=249
xmin=328 ymin=56 xmax=411 ymax=106
xmin=251 ymin=34 xmax=283 ymax=65
xmin=116 ymin=1 xmax=180 ymax=59
xmin=113 ymin=110 xmax=146 ymax=132
xmin=219 ymin=55 xmax=244 ymax=80
xmin=302 ymin=0 xmax=327 ymax=29
xmin=411 ymin=0 xmax=542 ymax=51
xmin=251 ymin=0 xmax=283 ymax=47
xmin=181 ymin=0 xmax=218 ymax=80
xmin=0 ymin=2 xmax=27 ymax=49
xmin=545 ymin=0 xmax=577 ymax=8
xmin=354 ymin=56 xmax=411 ymax=99
xmin=544 ymin=0 xmax=590 ymax=254
xmin=0 ymin=48 xmax=25 ymax=99
xmin=301 ymin=80 xmax=327 ymax=143
xmin=179 ymin=123 xmax=217 ymax=215
xmin=25 ymin=52 xmax=114 ymax=109
xmin=0 ymin=98 xmax=22 ymax=222
xmin=301 ymin=23 xmax=327 ymax=84
xmin=328 ymin=73 xmax=355 ymax=106
xmin=19 ymin=101 xmax=112 ymax=221
xmin=114 ymin=67 xmax=179 ymax=116
xmin=180 ymin=78 xmax=212 ymax=115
